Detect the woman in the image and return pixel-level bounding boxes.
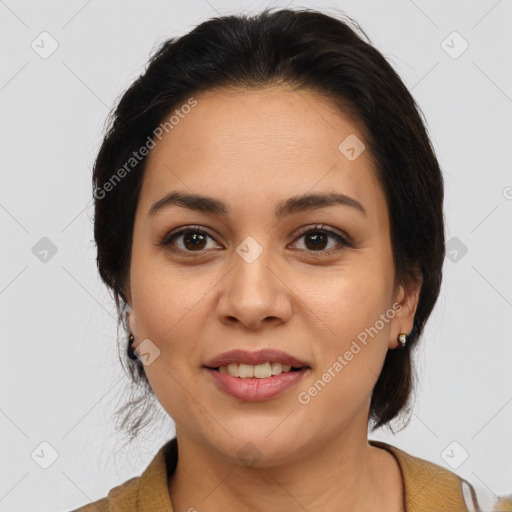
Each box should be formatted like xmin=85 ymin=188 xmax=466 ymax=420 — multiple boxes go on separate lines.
xmin=72 ymin=7 xmax=496 ymax=512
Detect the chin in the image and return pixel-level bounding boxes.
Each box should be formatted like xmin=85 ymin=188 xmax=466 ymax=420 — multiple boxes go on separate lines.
xmin=203 ymin=428 xmax=307 ymax=469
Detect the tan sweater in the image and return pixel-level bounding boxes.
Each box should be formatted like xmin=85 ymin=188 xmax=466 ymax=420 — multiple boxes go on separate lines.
xmin=69 ymin=438 xmax=479 ymax=511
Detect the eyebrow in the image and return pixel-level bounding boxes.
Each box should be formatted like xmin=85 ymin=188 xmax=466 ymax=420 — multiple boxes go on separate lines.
xmin=148 ymin=190 xmax=367 ymax=219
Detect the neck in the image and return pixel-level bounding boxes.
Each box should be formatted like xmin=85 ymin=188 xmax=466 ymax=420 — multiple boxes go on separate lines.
xmin=168 ymin=422 xmax=402 ymax=511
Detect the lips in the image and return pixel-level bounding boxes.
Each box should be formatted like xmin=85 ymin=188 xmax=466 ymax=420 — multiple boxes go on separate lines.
xmin=206 ymin=366 xmax=310 ymax=401
xmin=204 ymin=348 xmax=310 ymax=369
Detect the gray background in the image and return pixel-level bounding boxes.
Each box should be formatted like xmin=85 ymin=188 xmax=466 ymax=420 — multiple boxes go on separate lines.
xmin=1 ymin=1 xmax=511 ymax=511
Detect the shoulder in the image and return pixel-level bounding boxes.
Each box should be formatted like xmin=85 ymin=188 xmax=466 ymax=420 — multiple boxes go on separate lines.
xmin=369 ymin=439 xmax=477 ymax=511
xmin=68 ymin=438 xmax=177 ymax=512
xmin=69 ymin=476 xmax=140 ymax=512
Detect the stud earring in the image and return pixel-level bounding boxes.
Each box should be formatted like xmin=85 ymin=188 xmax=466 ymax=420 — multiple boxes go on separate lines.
xmin=397 ymin=332 xmax=407 ymax=349
xmin=127 ymin=333 xmax=138 ymax=360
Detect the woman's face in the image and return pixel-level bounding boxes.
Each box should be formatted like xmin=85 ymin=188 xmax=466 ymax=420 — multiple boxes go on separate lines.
xmin=126 ymin=85 xmax=420 ymax=465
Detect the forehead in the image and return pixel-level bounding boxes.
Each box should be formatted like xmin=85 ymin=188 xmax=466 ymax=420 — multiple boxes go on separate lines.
xmin=140 ymin=86 xmax=385 ymax=220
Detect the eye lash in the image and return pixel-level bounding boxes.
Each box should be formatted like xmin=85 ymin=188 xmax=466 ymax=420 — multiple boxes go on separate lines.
xmin=157 ymin=225 xmax=217 ymax=257
xmin=158 ymin=225 xmax=212 ymax=247
xmin=290 ymin=224 xmax=353 ymax=252
xmin=157 ymin=223 xmax=353 ymax=255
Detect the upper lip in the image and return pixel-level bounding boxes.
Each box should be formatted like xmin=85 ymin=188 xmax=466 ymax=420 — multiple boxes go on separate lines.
xmin=204 ymin=349 xmax=310 ymax=368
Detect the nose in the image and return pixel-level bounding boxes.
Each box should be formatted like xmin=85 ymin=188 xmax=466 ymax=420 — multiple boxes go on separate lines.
xmin=216 ymin=241 xmax=293 ymax=330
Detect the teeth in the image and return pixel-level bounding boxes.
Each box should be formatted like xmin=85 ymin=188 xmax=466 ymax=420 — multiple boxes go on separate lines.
xmin=218 ymin=362 xmax=297 ymax=378
xmin=227 ymin=363 xmax=239 ymax=377
xmin=271 ymin=362 xmax=283 ymax=375
xmin=254 ymin=362 xmax=271 ymax=378
xmin=238 ymin=364 xmax=254 ymax=378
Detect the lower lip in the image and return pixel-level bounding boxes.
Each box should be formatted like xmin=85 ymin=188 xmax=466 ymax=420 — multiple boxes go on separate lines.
xmin=205 ymin=367 xmax=310 ymax=401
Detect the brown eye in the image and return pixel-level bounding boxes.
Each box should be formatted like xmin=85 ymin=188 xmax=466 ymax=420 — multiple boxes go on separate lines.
xmin=304 ymin=231 xmax=329 ymax=250
xmin=180 ymin=231 xmax=208 ymax=251
xmin=290 ymin=225 xmax=351 ymax=253
xmin=159 ymin=224 xmax=351 ymax=257
xmin=160 ymin=226 xmax=221 ymax=254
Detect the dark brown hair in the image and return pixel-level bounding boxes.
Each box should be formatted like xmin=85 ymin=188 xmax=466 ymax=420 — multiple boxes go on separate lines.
xmin=92 ymin=7 xmax=445 ymax=439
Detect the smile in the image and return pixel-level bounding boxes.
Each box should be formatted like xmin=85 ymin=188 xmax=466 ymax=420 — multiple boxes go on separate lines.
xmin=216 ymin=361 xmax=304 ymax=378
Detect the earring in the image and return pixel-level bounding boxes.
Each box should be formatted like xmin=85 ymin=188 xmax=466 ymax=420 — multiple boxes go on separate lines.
xmin=127 ymin=333 xmax=138 ymax=360
xmin=397 ymin=332 xmax=407 ymax=349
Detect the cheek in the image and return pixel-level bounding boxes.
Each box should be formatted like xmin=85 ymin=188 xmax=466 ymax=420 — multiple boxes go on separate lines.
xmin=294 ymin=257 xmax=393 ymax=393
xmin=129 ymin=249 xmax=212 ymax=369
xmin=295 ymin=275 xmax=392 ymax=420
xmin=300 ymin=259 xmax=393 ymax=336
xmin=129 ymin=263 xmax=209 ymax=421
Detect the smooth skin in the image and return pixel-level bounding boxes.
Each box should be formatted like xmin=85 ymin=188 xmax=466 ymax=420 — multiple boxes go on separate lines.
xmin=126 ymin=84 xmax=422 ymax=511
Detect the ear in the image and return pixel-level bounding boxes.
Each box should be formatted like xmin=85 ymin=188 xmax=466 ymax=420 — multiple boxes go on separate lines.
xmin=125 ymin=308 xmax=139 ymax=338
xmin=389 ymin=274 xmax=423 ymax=350
xmin=123 ymin=300 xmax=139 ymax=341
xmin=122 ymin=279 xmax=138 ymax=337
